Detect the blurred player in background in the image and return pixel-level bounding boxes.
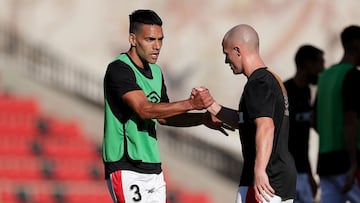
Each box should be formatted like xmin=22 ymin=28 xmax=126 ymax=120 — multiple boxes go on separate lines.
xmin=315 ymin=25 xmax=360 ymax=203
xmin=284 ymin=45 xmax=324 ymax=203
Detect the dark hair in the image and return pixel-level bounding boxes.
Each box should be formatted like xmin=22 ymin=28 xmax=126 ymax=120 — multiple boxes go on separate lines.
xmin=341 ymin=25 xmax=360 ymax=50
xmin=295 ymin=45 xmax=323 ymax=69
xmin=129 ymin=9 xmax=162 ymax=34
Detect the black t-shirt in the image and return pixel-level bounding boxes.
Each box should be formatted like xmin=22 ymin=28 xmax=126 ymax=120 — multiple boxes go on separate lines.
xmin=284 ymin=79 xmax=312 ymax=173
xmin=343 ymin=67 xmax=360 ymax=115
xmin=343 ymin=67 xmax=360 ymax=164
xmin=238 ymin=68 xmax=296 ymax=200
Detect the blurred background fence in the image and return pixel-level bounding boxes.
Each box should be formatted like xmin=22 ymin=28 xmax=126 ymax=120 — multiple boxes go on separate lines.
xmin=0 ymin=20 xmax=242 ymax=182
xmin=0 ymin=21 xmax=242 ymax=203
xmin=0 ymin=23 xmax=103 ymax=106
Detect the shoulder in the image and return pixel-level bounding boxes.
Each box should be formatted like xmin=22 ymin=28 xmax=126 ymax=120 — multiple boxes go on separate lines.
xmin=345 ymin=66 xmax=360 ymax=77
xmin=107 ymin=60 xmax=131 ymax=72
xmin=245 ymin=70 xmax=273 ymax=95
xmin=104 ymin=59 xmax=136 ymax=83
xmin=105 ymin=60 xmax=135 ymax=77
xmin=343 ymin=67 xmax=360 ymax=86
xmin=248 ymin=68 xmax=266 ymax=82
xmin=247 ymin=68 xmax=275 ymax=87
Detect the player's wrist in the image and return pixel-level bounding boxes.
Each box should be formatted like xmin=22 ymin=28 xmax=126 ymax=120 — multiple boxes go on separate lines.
xmin=186 ymin=99 xmax=196 ymax=111
xmin=207 ymin=101 xmax=221 ymax=115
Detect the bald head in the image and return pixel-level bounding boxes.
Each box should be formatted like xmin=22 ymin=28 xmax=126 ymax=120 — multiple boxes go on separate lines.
xmin=221 ymin=24 xmax=265 ymax=77
xmin=223 ymin=24 xmax=260 ymax=53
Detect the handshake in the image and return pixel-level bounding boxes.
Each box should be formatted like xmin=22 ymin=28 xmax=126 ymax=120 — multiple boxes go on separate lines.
xmin=190 ymin=87 xmax=221 ymax=115
xmin=189 ymin=87 xmax=234 ymax=136
xmin=189 ymin=87 xmax=214 ymax=110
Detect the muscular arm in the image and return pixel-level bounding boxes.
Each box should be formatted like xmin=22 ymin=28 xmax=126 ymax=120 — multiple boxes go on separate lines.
xmin=254 ymin=117 xmax=274 ymax=173
xmin=158 ymin=112 xmax=205 ymax=126
xmin=253 ymin=117 xmax=275 ymax=201
xmin=122 ymin=89 xmax=213 ymax=120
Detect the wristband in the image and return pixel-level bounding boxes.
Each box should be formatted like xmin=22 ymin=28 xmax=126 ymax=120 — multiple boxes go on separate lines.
xmin=207 ymin=101 xmax=221 ymax=115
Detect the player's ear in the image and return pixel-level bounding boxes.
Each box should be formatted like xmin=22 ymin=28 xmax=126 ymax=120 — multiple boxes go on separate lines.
xmin=233 ymin=47 xmax=241 ymax=56
xmin=129 ymin=33 xmax=136 ymax=47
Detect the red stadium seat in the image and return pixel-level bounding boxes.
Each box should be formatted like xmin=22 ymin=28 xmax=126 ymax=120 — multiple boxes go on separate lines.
xmin=0 ymin=92 xmax=210 ymax=203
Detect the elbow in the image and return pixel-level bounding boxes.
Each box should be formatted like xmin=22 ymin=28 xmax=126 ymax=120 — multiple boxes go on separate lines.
xmin=133 ymin=107 xmax=152 ymax=120
xmin=135 ymin=104 xmax=156 ymax=120
xmin=157 ymin=118 xmax=167 ymax=125
xmin=137 ymin=112 xmax=153 ymax=120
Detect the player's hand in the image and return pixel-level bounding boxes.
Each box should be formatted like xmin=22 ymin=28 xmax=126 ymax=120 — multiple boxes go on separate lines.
xmin=190 ymin=87 xmax=214 ymax=110
xmin=254 ymin=169 xmax=275 ymax=202
xmin=203 ymin=111 xmax=234 ymax=136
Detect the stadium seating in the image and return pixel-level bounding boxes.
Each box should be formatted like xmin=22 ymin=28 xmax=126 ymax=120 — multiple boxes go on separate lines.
xmin=0 ymin=93 xmax=212 ymax=203
xmin=0 ymin=94 xmax=112 ymax=203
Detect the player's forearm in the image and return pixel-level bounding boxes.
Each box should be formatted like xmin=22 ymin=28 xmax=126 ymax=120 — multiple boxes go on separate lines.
xmin=254 ymin=137 xmax=273 ymax=172
xmin=207 ymin=102 xmax=239 ymax=129
xmin=138 ymin=99 xmax=195 ymax=119
xmin=254 ymin=118 xmax=274 ymax=171
xmin=158 ymin=112 xmax=205 ymax=127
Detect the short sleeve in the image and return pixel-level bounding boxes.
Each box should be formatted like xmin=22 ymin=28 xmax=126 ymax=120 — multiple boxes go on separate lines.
xmin=104 ymin=60 xmax=141 ymax=99
xmin=342 ymin=68 xmax=360 ymax=112
xmin=245 ymin=79 xmax=275 ymax=119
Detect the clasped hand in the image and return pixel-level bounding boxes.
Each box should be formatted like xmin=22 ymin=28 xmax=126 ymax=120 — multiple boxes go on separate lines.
xmin=190 ymin=87 xmax=235 ymax=136
xmin=189 ymin=87 xmax=214 ymax=110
